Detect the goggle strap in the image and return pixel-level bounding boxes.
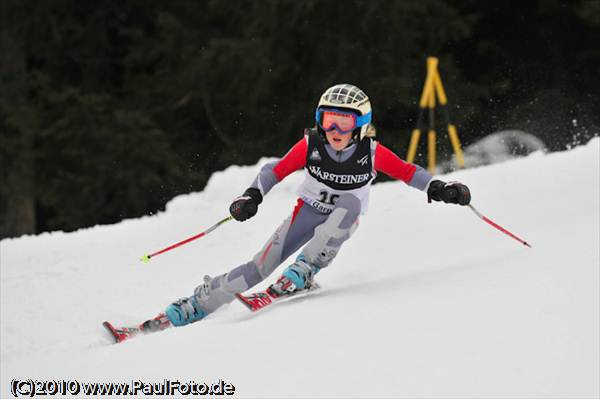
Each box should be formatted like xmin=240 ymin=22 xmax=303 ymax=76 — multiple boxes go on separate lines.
xmin=355 ymin=112 xmax=371 ymax=127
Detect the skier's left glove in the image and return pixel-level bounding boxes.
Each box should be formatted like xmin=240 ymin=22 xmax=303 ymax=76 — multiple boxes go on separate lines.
xmin=427 ymin=180 xmax=471 ymax=206
xmin=229 ymin=188 xmax=263 ymax=221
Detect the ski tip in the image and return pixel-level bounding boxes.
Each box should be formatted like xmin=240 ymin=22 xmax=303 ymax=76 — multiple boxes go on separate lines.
xmin=102 ymin=321 xmax=120 ymax=343
xmin=235 ymin=293 xmax=256 ymax=311
xmin=102 ymin=321 xmax=130 ymax=344
xmin=236 ymin=291 xmax=276 ymax=312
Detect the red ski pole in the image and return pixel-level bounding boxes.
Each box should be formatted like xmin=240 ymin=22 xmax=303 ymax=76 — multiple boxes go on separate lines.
xmin=468 ymin=204 xmax=531 ymax=248
xmin=140 ymin=215 xmax=234 ymax=262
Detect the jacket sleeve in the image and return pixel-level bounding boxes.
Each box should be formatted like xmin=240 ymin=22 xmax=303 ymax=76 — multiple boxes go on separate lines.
xmin=373 ymin=142 xmax=432 ymax=191
xmin=250 ymin=137 xmax=308 ymax=195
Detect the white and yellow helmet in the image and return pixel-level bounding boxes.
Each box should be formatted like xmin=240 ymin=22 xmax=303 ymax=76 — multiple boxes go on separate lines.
xmin=316 ymin=83 xmax=372 ymax=139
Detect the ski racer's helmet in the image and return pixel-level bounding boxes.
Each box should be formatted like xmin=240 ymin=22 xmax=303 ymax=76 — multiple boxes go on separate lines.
xmin=315 ymin=83 xmax=372 ymax=140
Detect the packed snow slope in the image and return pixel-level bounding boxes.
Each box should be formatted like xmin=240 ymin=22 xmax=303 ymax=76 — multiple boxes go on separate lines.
xmin=1 ymin=138 xmax=599 ymax=398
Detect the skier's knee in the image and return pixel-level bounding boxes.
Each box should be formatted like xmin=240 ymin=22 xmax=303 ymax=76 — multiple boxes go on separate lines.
xmin=221 ymin=261 xmax=264 ymax=291
xmin=333 ymin=194 xmax=360 ymax=228
xmin=299 ymin=195 xmax=360 ymax=269
xmin=184 ymin=262 xmax=265 ymax=316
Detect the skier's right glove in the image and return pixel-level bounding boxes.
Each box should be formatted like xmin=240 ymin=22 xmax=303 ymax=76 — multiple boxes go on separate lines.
xmin=427 ymin=180 xmax=471 ymax=205
xmin=229 ymin=187 xmax=263 ymax=221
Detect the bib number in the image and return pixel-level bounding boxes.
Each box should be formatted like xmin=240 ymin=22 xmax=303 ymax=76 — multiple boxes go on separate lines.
xmin=319 ymin=190 xmax=339 ymax=205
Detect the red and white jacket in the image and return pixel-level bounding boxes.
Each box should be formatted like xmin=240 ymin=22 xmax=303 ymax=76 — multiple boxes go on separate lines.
xmin=251 ymin=132 xmax=432 ymax=214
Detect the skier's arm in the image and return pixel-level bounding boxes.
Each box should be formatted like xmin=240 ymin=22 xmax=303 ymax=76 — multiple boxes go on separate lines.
xmin=373 ymin=143 xmax=432 ymax=191
xmin=230 ymin=137 xmax=307 ymax=221
xmin=249 ymin=137 xmax=308 ymax=196
xmin=373 ymin=143 xmax=470 ymax=205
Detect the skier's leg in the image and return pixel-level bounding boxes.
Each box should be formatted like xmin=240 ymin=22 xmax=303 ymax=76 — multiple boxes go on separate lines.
xmin=300 ymin=193 xmax=360 ymax=267
xmin=166 ymin=200 xmax=326 ymax=326
xmin=276 ymin=193 xmax=360 ymax=292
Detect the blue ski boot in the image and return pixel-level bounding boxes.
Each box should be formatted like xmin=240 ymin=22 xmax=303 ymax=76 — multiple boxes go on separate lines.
xmin=267 ymin=255 xmax=321 ymax=298
xmin=165 ymin=276 xmax=210 ymax=326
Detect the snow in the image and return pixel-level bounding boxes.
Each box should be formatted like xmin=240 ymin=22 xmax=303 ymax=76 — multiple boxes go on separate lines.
xmin=1 ymin=138 xmax=599 ymax=398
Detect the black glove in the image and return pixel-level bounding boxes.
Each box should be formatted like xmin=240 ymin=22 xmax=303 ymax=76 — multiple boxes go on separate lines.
xmin=229 ymin=188 xmax=263 ymax=221
xmin=427 ymin=180 xmax=471 ymax=205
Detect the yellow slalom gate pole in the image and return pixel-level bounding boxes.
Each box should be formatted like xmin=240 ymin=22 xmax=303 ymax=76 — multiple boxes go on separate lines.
xmin=432 ymin=65 xmax=448 ymax=105
xmin=448 ymin=124 xmax=465 ymax=168
xmin=407 ymin=56 xmax=466 ymax=171
xmin=431 ymin=59 xmax=465 ymax=169
xmin=407 ymin=59 xmax=436 ymax=164
xmin=427 ymin=82 xmax=437 ymax=173
xmin=421 ymin=60 xmax=437 ymax=109
xmin=406 ymin=128 xmax=421 ymax=164
xmin=428 ymin=129 xmax=436 ymax=173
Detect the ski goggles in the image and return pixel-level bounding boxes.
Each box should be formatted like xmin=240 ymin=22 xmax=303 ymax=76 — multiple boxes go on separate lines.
xmin=315 ymin=108 xmax=372 ymax=135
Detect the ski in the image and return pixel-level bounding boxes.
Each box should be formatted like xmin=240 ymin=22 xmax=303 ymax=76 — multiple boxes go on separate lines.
xmin=103 ymin=313 xmax=171 ymax=344
xmin=102 ymin=321 xmax=143 ymax=343
xmin=236 ymin=282 xmax=320 ymax=312
xmin=104 ymin=283 xmax=322 ymax=342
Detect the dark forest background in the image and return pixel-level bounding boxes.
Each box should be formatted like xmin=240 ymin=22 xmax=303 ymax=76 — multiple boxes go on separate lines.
xmin=1 ymin=0 xmax=598 ymax=238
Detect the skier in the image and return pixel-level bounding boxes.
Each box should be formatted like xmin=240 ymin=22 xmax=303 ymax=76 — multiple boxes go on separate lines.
xmin=107 ymin=83 xmax=471 ymax=339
